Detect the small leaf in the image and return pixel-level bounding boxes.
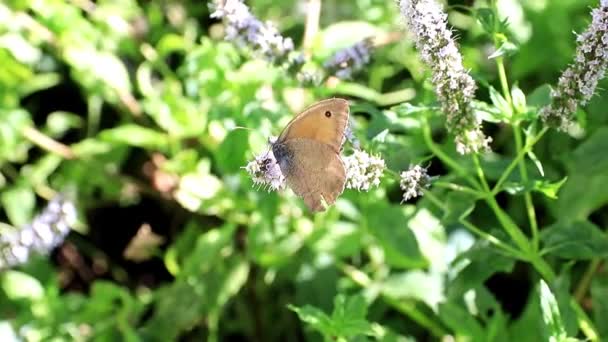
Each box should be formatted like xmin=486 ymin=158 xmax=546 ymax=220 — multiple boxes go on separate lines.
xmin=1 ymin=270 xmax=44 ymax=300
xmin=0 ymin=185 xmax=36 ymax=227
xmin=541 ymin=220 xmax=608 ymax=259
xmin=99 ymin=124 xmax=169 ymax=149
xmin=511 ymin=85 xmax=527 ymax=114
xmin=488 ymin=86 xmax=512 ymax=118
xmin=488 ymin=40 xmax=518 ymax=59
xmin=476 ymin=8 xmax=497 ymax=34
xmin=532 ymin=177 xmax=567 ymax=199
xmin=290 ymin=294 xmax=374 ymax=340
xmin=381 ymin=271 xmax=444 ymax=312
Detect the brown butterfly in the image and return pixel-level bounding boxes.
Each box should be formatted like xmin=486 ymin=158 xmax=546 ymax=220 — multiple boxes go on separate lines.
xmin=272 ymin=98 xmax=349 ymax=212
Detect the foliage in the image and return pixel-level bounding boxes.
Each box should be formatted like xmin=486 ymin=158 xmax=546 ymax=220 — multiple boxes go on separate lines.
xmin=0 ymin=0 xmax=607 ymax=341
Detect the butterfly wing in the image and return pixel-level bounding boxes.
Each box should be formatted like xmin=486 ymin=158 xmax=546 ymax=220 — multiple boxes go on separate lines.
xmin=279 ymin=138 xmax=346 ymax=212
xmin=277 ymin=98 xmax=349 ymax=152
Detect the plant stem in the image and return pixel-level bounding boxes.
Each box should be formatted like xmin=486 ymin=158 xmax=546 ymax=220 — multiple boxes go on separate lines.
xmin=433 ymin=181 xmax=484 ymax=198
xmin=495 ymin=57 xmax=512 ymax=105
xmin=424 ymin=189 xmax=523 ymax=258
xmin=574 ymin=259 xmax=601 ymax=303
xmin=422 ymin=118 xmax=482 ymax=191
xmin=492 ymin=127 xmax=548 ymax=195
xmin=513 ymin=125 xmax=540 ymax=251
xmin=21 ymin=126 xmax=75 ymax=159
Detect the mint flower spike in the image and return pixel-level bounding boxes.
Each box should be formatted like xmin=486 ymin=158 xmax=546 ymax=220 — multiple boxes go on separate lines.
xmin=398 ymin=0 xmax=491 ymax=154
xmin=0 ymin=194 xmax=77 ymax=270
xmin=343 ymin=150 xmax=385 ymax=191
xmin=210 ymin=0 xmax=296 ymax=64
xmin=540 ymin=1 xmax=608 ymax=131
xmin=324 ymin=38 xmax=373 ymax=80
xmin=244 ymin=147 xmax=286 ymax=191
xmin=400 ymin=164 xmax=432 ymax=202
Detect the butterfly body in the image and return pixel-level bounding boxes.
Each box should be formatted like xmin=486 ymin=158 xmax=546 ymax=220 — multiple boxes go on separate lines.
xmin=271 ymin=98 xmax=349 ymax=212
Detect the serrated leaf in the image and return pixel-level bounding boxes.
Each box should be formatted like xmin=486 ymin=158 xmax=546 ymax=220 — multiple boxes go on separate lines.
xmin=541 ymin=220 xmax=608 ymax=259
xmin=476 ymin=8 xmax=497 ymax=34
xmin=290 ymin=294 xmax=374 ymax=340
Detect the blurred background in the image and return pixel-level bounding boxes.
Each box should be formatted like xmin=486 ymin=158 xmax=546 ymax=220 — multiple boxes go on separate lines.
xmin=0 ymin=0 xmax=607 ymax=341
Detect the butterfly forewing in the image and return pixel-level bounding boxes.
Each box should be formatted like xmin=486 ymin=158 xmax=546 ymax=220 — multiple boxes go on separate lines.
xmin=277 ymin=98 xmax=349 ymax=152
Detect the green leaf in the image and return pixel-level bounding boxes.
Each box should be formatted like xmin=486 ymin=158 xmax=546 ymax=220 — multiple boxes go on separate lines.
xmin=45 ymin=111 xmax=82 ymax=137
xmin=488 ymin=86 xmax=512 ymax=119
xmin=1 ymin=185 xmax=36 ymax=226
xmin=99 ymin=124 xmax=169 ymax=149
xmin=448 ymin=240 xmax=515 ymax=297
xmin=367 ymin=203 xmax=425 ymax=269
xmin=541 ymin=220 xmax=608 ymax=259
xmin=1 ymin=270 xmax=44 ymax=300
xmin=527 ymin=84 xmax=552 ymax=108
xmin=215 ymin=129 xmax=250 ymax=173
xmin=555 ymin=126 xmax=608 ymax=221
xmin=381 ymin=270 xmax=444 ymax=312
xmin=443 ymin=192 xmax=476 ymax=224
xmin=488 ymin=40 xmax=518 ymax=59
xmin=511 ymin=85 xmax=527 ymax=114
xmin=503 ymin=177 xmax=567 ymax=199
xmin=290 ymin=294 xmax=374 ymax=340
xmin=439 ymin=302 xmax=485 ymax=341
xmin=476 ymin=8 xmax=497 ymax=34
xmin=532 ymin=177 xmax=567 ymax=199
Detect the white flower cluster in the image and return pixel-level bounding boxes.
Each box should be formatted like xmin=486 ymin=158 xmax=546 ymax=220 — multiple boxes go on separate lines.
xmin=210 ymin=0 xmax=296 ymax=64
xmin=0 ymin=195 xmax=77 ymax=270
xmin=398 ymin=0 xmax=491 ymax=154
xmin=343 ymin=149 xmax=386 ymax=191
xmin=540 ymin=2 xmax=608 ymax=130
xmin=400 ymin=164 xmax=431 ymax=202
xmin=244 ymin=149 xmax=286 ymax=191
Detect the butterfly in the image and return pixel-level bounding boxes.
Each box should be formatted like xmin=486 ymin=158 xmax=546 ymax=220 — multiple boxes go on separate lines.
xmin=271 ymin=98 xmax=349 ymax=212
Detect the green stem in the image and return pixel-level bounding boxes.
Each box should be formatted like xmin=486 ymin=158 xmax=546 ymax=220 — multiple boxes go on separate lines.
xmin=433 ymin=181 xmax=485 ymax=198
xmin=492 ymin=127 xmax=548 ymax=195
xmin=574 ymin=259 xmax=601 ymax=303
xmin=424 ymin=190 xmax=523 ymax=258
xmin=422 ymin=118 xmax=482 ymax=191
xmin=495 ymin=58 xmax=512 ymax=105
xmin=513 ymin=125 xmax=540 ymax=251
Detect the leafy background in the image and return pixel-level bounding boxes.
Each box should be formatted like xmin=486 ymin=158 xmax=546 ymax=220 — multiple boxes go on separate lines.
xmin=1 ymin=0 xmax=607 ymax=341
